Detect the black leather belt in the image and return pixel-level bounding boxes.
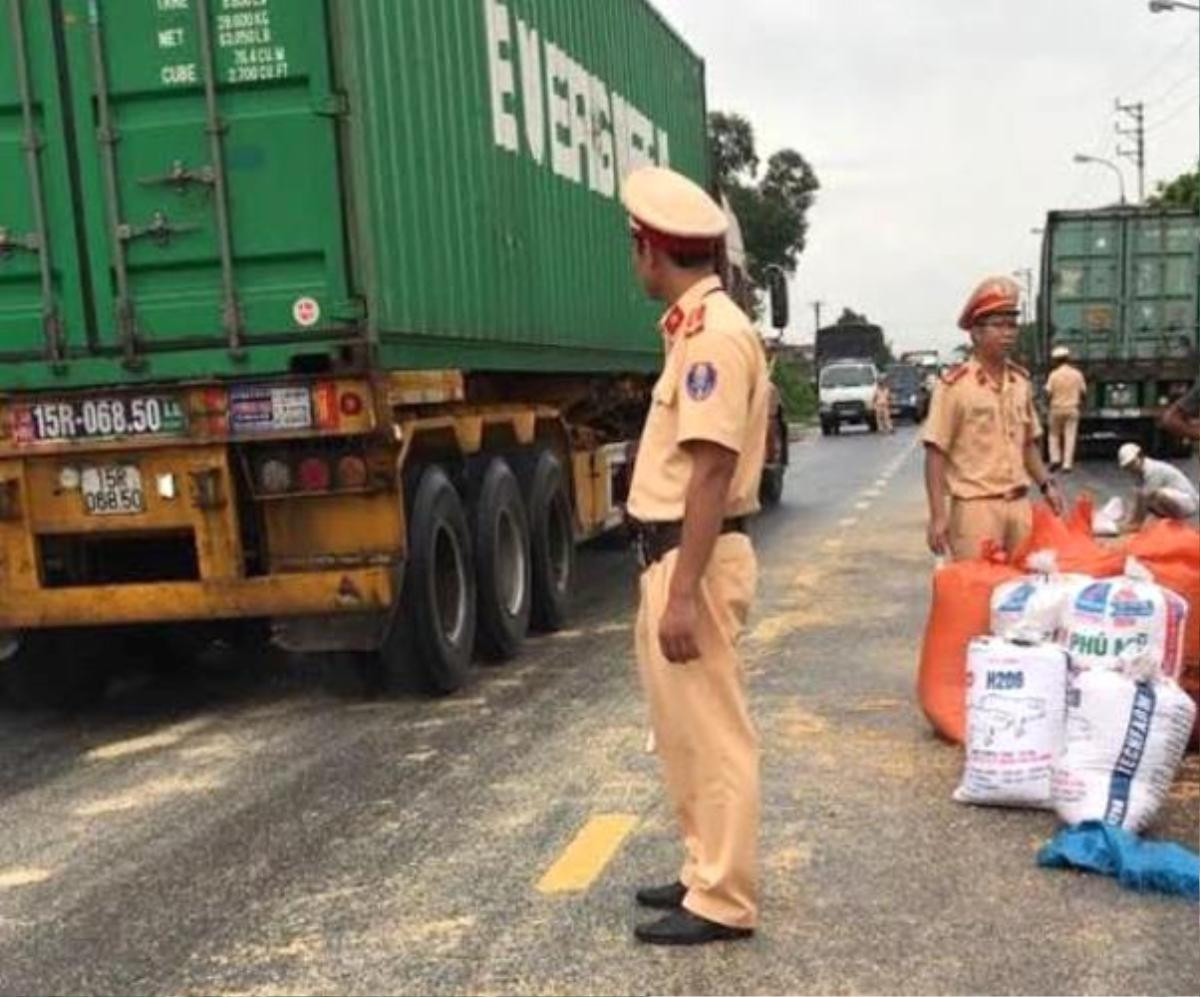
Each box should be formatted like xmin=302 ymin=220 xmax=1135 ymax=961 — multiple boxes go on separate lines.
xmin=628 ymin=517 xmax=748 ymax=569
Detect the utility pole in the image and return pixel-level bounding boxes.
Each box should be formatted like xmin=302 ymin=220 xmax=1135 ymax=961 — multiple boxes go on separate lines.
xmin=1115 ymin=99 xmax=1146 ymax=203
xmin=809 ymin=300 xmax=824 ymax=335
xmin=1011 ymin=268 xmax=1034 ymax=325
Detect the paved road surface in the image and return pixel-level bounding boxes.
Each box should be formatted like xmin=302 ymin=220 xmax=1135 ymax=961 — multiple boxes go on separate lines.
xmin=0 ymin=424 xmax=1196 ymax=996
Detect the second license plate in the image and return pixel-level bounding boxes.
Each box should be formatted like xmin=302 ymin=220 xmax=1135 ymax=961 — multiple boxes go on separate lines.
xmin=81 ymin=465 xmax=145 ymax=516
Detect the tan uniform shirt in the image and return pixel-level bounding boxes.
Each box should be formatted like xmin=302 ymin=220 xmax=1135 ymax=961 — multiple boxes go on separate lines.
xmin=1046 ymin=364 xmax=1086 ymax=413
xmin=922 ymin=358 xmax=1043 ymax=500
xmin=627 ymin=275 xmax=770 ymax=522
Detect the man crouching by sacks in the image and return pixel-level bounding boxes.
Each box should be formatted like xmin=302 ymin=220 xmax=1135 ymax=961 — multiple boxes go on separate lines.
xmin=924 ymin=276 xmax=1065 ymax=561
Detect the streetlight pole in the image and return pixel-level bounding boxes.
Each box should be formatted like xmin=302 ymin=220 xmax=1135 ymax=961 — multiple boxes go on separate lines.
xmin=1072 ymin=153 xmax=1127 ymax=204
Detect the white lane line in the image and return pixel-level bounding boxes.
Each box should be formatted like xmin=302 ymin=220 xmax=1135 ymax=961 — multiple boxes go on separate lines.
xmin=854 ymin=501 xmax=870 ymax=511
xmin=839 ymin=517 xmax=858 ymax=528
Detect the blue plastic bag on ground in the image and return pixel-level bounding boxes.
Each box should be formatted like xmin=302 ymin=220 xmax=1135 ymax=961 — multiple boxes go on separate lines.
xmin=1038 ymin=821 xmax=1199 ymax=901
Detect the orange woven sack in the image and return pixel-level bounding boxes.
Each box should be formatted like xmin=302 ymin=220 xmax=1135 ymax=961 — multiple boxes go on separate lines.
xmin=918 ymin=541 xmax=1022 ymax=743
xmin=1128 ymin=520 xmax=1200 ymax=748
xmin=1013 ymin=497 xmax=1126 ymax=577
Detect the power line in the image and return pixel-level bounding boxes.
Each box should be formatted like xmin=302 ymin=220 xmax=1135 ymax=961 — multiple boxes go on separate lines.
xmin=1145 ymin=64 xmax=1200 ymax=105
xmin=1145 ymin=91 xmax=1200 ymax=132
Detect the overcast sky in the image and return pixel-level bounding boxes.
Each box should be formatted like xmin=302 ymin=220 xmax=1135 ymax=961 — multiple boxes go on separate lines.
xmin=652 ymin=0 xmax=1200 ymax=357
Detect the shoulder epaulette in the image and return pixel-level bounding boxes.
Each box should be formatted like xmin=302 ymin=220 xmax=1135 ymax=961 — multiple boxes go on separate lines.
xmin=682 ymin=305 xmax=707 ymax=337
xmin=1007 ymin=361 xmax=1030 ymax=380
xmin=941 ymin=364 xmax=969 ymax=386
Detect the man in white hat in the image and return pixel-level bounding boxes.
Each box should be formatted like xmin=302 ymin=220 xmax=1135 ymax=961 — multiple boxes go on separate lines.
xmin=1117 ymin=442 xmax=1199 ymax=527
xmin=1045 ymin=345 xmax=1086 ymax=472
xmin=621 ymin=165 xmax=769 ymax=945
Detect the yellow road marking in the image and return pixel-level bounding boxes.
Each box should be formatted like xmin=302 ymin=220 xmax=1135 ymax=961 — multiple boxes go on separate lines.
xmin=537 ymin=814 xmax=638 ymax=894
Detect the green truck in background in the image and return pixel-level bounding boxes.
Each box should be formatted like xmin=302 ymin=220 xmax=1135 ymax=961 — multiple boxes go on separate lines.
xmin=1038 ymin=206 xmax=1199 ymax=454
xmin=0 ymin=0 xmax=788 ymax=705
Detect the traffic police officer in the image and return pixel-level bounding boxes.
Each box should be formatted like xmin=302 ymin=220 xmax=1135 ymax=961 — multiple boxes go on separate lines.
xmin=924 ymin=277 xmax=1064 ymax=561
xmin=621 ymin=166 xmax=769 ymax=946
xmin=1045 ymin=345 xmax=1087 ymax=473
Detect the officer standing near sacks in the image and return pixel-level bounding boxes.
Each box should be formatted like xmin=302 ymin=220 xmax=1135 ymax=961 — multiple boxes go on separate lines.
xmin=924 ymin=276 xmax=1065 ymax=561
xmin=621 ymin=166 xmax=768 ymax=946
xmin=1045 ymin=345 xmax=1087 ymax=472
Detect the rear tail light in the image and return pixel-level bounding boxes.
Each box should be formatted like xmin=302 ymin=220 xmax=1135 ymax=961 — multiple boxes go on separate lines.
xmin=297 ymin=456 xmax=332 ymax=492
xmin=189 ymin=386 xmax=229 ymax=436
xmin=259 ymin=459 xmax=292 ymax=495
xmin=336 ymin=455 xmax=368 ymax=490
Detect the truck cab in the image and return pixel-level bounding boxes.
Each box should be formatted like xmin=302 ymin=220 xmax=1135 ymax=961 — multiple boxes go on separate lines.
xmin=818 ymin=360 xmax=880 ymax=436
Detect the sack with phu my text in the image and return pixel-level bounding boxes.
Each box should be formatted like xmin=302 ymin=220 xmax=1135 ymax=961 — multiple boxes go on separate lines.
xmin=1059 ymin=560 xmax=1189 ymax=681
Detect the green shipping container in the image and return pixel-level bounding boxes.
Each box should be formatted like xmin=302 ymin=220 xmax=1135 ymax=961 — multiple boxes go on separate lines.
xmin=1038 ymin=206 xmax=1199 ymax=437
xmin=0 ymin=0 xmax=708 ymax=392
xmin=1040 ymin=207 xmax=1199 ymax=364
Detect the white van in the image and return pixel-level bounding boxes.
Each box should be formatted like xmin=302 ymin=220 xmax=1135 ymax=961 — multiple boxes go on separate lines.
xmin=818 ymin=360 xmax=880 ymax=436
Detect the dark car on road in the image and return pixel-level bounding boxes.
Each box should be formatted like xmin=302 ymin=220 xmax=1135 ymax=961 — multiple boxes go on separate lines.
xmin=886 ymin=364 xmax=931 ymax=423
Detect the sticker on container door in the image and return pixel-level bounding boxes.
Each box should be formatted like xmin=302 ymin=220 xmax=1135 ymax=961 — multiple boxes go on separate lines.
xmin=293 ymin=297 xmax=321 ymax=328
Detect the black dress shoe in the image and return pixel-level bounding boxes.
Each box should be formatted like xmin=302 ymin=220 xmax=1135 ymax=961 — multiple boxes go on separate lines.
xmin=635 ymin=880 xmax=687 ymax=909
xmin=634 ymin=909 xmax=753 ymax=946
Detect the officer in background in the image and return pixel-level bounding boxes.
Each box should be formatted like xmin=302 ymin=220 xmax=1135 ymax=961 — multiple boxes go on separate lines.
xmin=621 ymin=166 xmax=769 ymax=946
xmin=1045 ymin=345 xmax=1087 ymax=473
xmin=874 ymin=374 xmax=895 ymax=434
xmin=924 ymin=277 xmax=1065 ymax=561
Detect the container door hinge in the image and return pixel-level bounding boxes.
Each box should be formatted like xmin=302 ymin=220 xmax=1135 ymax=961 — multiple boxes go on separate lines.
xmin=0 ymin=226 xmax=41 ymax=259
xmin=138 ymin=160 xmax=216 ymax=192
xmin=331 ymin=297 xmax=368 ymax=322
xmin=117 ymin=211 xmax=200 ymax=247
xmin=314 ymin=92 xmax=350 ymax=118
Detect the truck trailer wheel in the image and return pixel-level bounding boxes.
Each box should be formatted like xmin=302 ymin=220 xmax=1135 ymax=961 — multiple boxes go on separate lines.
xmin=759 ymin=416 xmax=788 ymax=507
xmin=471 ymin=459 xmax=532 ymax=661
xmin=524 ymin=451 xmax=574 ymax=633
xmin=384 ymin=465 xmax=477 ymax=694
xmin=0 ymin=631 xmax=109 ymax=711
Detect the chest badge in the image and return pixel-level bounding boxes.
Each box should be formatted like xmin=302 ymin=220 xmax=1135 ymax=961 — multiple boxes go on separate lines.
xmin=686 ymin=362 xmax=718 ymax=401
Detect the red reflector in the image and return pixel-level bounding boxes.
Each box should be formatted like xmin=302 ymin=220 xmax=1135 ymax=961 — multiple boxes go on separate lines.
xmin=340 ymin=391 xmax=364 ymax=417
xmin=297 ymin=457 xmax=331 ymax=492
xmin=313 ymin=382 xmax=340 ymax=431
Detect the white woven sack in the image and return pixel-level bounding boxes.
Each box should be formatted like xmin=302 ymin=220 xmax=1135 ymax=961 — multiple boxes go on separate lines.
xmin=990 ymin=552 xmax=1090 ymax=643
xmin=1053 ymin=668 xmax=1196 ymax=832
xmin=955 ymin=638 xmax=1070 ymax=809
xmin=1060 ymin=560 xmax=1190 ymax=680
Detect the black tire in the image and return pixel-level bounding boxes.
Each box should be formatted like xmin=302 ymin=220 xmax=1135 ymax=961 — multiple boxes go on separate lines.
xmin=831 ymin=421 xmax=841 ymax=436
xmin=759 ymin=466 xmax=785 ymax=507
xmin=867 ymin=415 xmax=879 ymax=433
xmin=381 ymin=465 xmax=476 ymax=695
xmin=471 ymin=459 xmax=532 ymax=661
xmin=0 ymin=631 xmax=109 ymax=710
xmin=819 ymin=419 xmax=832 ymax=437
xmin=524 ymin=451 xmax=574 ymax=633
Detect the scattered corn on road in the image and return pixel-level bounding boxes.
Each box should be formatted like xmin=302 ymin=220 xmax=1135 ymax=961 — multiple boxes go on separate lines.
xmin=0 ymin=424 xmax=1196 ymax=996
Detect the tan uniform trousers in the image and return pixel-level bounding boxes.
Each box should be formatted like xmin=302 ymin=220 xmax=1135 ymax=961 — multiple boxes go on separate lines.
xmin=875 ymin=402 xmax=893 ymax=434
xmin=635 ymin=532 xmax=759 ymax=929
xmin=1048 ymin=409 xmax=1081 ymax=470
xmin=948 ymin=495 xmax=1033 ymax=562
